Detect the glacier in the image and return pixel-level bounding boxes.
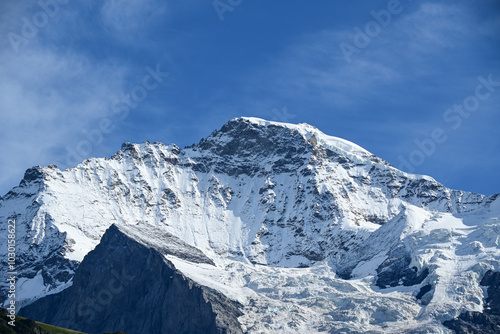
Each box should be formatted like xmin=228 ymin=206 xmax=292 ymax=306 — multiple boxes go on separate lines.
xmin=0 ymin=117 xmax=499 ymax=333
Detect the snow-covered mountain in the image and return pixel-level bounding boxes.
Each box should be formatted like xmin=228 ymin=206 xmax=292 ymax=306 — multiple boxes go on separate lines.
xmin=1 ymin=117 xmax=499 ymax=333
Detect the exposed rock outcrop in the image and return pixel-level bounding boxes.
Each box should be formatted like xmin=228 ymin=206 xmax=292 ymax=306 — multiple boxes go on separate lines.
xmin=20 ymin=225 xmax=243 ymax=334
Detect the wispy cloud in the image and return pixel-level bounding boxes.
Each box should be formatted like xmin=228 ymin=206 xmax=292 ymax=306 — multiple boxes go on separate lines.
xmin=217 ymin=2 xmax=498 ymax=121
xmin=100 ymin=0 xmax=168 ymax=39
xmin=197 ymin=1 xmax=498 ymax=194
xmin=0 ymin=1 xmax=497 ymax=195
xmin=0 ymin=1 xmax=185 ymax=195
xmin=0 ymin=44 xmax=130 ymax=190
xmin=0 ymin=1 xmax=138 ymax=195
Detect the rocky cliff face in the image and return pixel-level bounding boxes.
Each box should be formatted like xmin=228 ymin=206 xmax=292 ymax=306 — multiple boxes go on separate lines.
xmin=1 ymin=117 xmax=499 ymax=332
xmin=19 ymin=224 xmax=243 ymax=334
xmin=443 ymin=270 xmax=500 ymax=333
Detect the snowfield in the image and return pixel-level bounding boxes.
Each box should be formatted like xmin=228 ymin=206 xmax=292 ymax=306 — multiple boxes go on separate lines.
xmin=1 ymin=117 xmax=499 ymax=333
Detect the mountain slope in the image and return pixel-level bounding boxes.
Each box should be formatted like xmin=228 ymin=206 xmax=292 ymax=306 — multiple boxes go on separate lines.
xmin=19 ymin=224 xmax=242 ymax=334
xmin=0 ymin=117 xmax=499 ymax=332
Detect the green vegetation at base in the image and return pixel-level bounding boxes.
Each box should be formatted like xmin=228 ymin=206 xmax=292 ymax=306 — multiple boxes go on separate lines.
xmin=1 ymin=308 xmax=126 ymax=334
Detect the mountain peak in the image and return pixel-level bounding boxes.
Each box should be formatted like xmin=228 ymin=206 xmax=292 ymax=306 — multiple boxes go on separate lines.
xmin=1 ymin=117 xmax=498 ymax=333
xmin=233 ymin=116 xmax=318 ymax=130
xmin=22 ymin=166 xmax=45 ymax=182
xmin=197 ymin=117 xmax=375 ymax=164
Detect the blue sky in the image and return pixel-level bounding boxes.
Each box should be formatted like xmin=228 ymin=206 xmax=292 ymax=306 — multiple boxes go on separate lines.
xmin=0 ymin=0 xmax=499 ymax=196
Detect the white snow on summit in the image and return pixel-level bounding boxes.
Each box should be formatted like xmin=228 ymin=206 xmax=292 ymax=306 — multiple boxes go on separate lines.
xmin=240 ymin=116 xmax=373 ymax=157
xmin=0 ymin=117 xmax=498 ymax=332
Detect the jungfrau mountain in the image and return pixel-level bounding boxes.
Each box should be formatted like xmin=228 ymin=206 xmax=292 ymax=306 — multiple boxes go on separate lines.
xmin=1 ymin=117 xmax=499 ymax=333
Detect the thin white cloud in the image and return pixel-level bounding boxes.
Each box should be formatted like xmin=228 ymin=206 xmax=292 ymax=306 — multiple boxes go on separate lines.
xmin=100 ymin=0 xmax=168 ymax=39
xmin=0 ymin=0 xmax=181 ymax=195
xmin=226 ymin=1 xmax=498 ymax=114
xmin=0 ymin=39 xmax=130 ymax=196
xmin=197 ymin=1 xmax=499 ymax=192
xmin=383 ymin=3 xmax=486 ymax=57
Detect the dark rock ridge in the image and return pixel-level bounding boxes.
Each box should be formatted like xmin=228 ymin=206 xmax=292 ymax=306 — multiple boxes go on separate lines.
xmin=443 ymin=270 xmax=500 ymax=334
xmin=1 ymin=117 xmax=498 ymax=332
xmin=20 ymin=225 xmax=243 ymax=334
xmin=116 ymin=223 xmax=216 ymax=266
xmin=0 ymin=199 xmax=78 ymax=306
xmin=375 ymin=245 xmax=429 ymax=289
xmin=190 ymin=118 xmax=380 ymax=177
xmin=336 ymin=209 xmax=431 ymax=285
xmin=416 ymin=284 xmax=432 ymax=302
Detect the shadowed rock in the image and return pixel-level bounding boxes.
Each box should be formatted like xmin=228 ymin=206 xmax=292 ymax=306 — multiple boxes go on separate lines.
xmin=443 ymin=270 xmax=500 ymax=334
xmin=20 ymin=225 xmax=243 ymax=334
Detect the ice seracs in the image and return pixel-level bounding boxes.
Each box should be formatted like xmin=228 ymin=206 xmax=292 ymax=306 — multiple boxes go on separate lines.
xmin=0 ymin=117 xmax=498 ymax=332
